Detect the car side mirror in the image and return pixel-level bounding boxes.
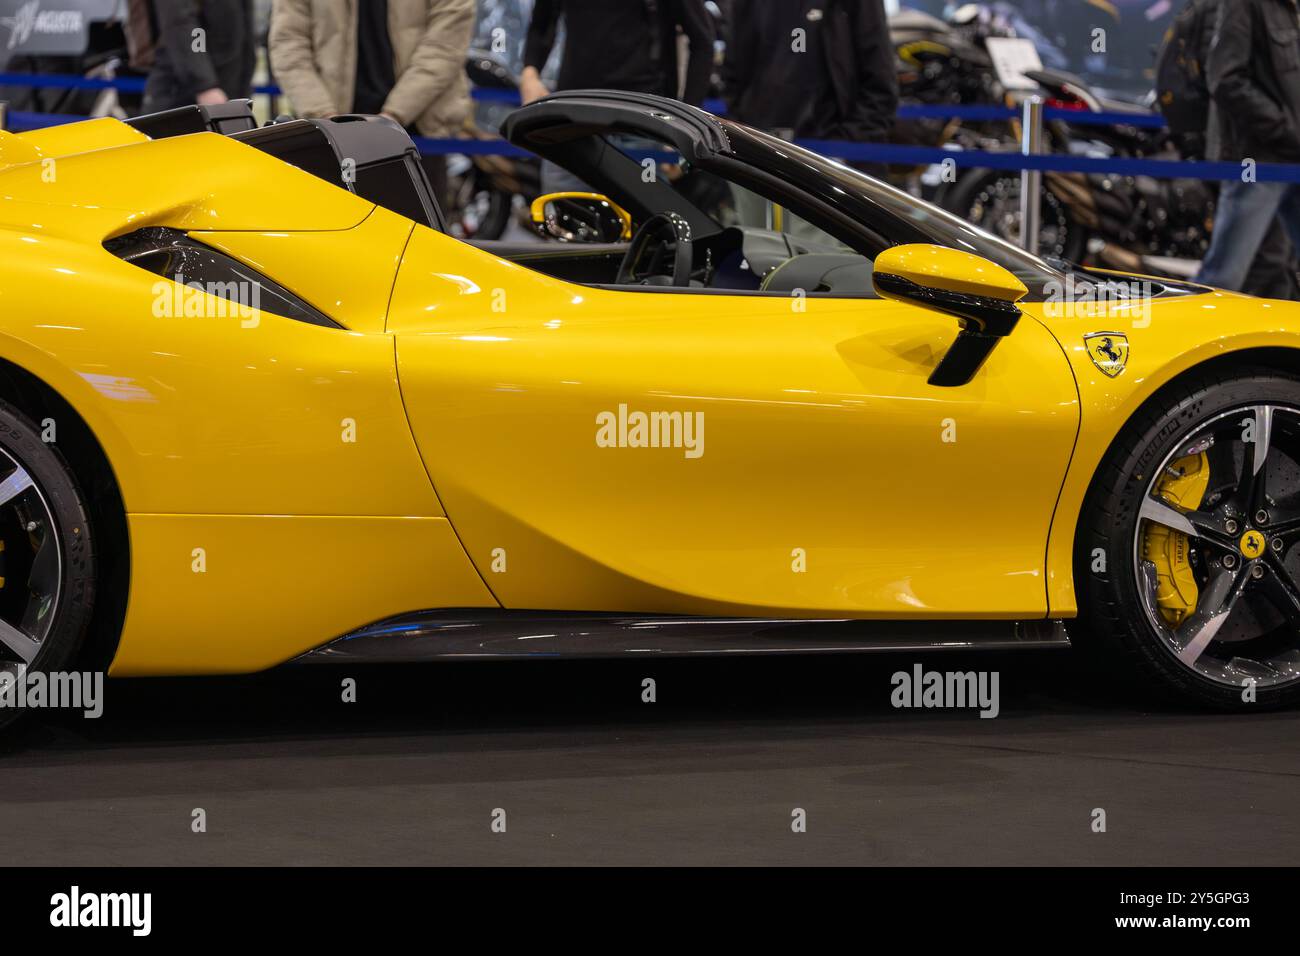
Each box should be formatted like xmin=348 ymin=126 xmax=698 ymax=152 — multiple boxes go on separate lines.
xmin=530 ymin=192 xmax=632 ymax=244
xmin=871 ymin=243 xmax=1028 ymax=387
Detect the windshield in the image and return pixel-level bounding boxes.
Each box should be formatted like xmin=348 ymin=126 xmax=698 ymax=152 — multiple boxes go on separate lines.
xmin=605 ymin=132 xmax=854 ymax=254
xmin=719 ymin=120 xmax=1067 ymax=292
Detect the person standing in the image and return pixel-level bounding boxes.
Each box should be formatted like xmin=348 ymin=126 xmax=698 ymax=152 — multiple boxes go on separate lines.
xmin=269 ymin=0 xmax=476 ymax=205
xmin=519 ymin=0 xmax=715 ymax=194
xmin=1157 ymin=0 xmax=1299 ymax=297
xmin=519 ymin=0 xmax=716 ymax=106
xmin=724 ymin=0 xmax=897 ymax=163
xmin=1195 ymin=0 xmax=1300 ymax=292
xmin=142 ymin=0 xmax=257 ymax=112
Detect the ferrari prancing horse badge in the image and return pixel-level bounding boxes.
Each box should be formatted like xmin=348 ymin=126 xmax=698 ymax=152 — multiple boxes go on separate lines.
xmin=1084 ymin=332 xmax=1129 ymax=377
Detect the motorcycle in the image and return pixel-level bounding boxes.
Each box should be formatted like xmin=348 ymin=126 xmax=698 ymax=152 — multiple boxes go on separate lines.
xmin=888 ymin=7 xmax=1014 ymax=193
xmin=442 ymin=49 xmax=542 ymax=241
xmin=933 ymin=67 xmax=1213 ymax=275
xmin=916 ymin=6 xmax=1213 ymax=275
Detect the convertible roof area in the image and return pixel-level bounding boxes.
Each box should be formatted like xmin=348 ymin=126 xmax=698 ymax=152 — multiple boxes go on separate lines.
xmin=503 ymin=89 xmax=733 ymax=160
xmin=0 ymin=129 xmax=374 ymax=237
xmin=1 ymin=99 xmax=444 ymax=239
xmin=500 ymin=89 xmax=910 ymax=255
xmin=123 ymin=99 xmax=445 ymax=231
xmin=501 ymin=90 xmax=1074 ymax=287
xmin=503 ymin=90 xmax=732 ymax=238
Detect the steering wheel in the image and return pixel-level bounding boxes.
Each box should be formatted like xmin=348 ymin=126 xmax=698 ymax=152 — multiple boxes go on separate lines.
xmin=615 ymin=213 xmax=694 ymax=287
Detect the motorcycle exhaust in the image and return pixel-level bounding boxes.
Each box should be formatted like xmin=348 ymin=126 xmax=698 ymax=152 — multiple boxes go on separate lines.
xmin=1091 ymin=240 xmax=1199 ymax=280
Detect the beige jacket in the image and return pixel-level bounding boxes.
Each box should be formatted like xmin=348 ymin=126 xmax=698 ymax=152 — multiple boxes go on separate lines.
xmin=269 ymin=0 xmax=474 ymax=138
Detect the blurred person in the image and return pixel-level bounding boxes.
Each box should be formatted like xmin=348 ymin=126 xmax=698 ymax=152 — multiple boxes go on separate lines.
xmin=269 ymin=0 xmax=476 ymax=206
xmin=724 ymin=0 xmax=897 ymax=170
xmin=520 ymin=0 xmax=715 ymax=194
xmin=142 ymin=1 xmax=257 ymax=112
xmin=1158 ymin=0 xmax=1298 ymax=298
xmin=1195 ymin=0 xmax=1300 ymax=293
xmin=721 ymin=0 xmax=896 ymax=236
xmin=519 ymin=0 xmax=716 ymax=106
xmin=124 ymin=0 xmax=158 ymax=74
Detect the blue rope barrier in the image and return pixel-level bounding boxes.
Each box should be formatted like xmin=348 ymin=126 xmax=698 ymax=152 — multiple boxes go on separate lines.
xmin=0 ymin=71 xmax=280 ymax=96
xmin=407 ymin=133 xmax=1298 ymax=184
xmin=411 ymin=136 xmax=533 ymax=158
xmin=5 ymin=110 xmax=82 ymax=128
xmin=0 ymin=70 xmax=1166 ymax=127
xmin=1040 ymin=108 xmax=1167 ymax=128
xmin=4 ymin=93 xmax=1290 ymax=183
xmin=0 ymin=71 xmax=144 ymax=92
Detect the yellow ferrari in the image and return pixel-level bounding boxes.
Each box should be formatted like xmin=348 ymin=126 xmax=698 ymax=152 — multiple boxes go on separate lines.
xmin=0 ymin=91 xmax=1297 ymax=710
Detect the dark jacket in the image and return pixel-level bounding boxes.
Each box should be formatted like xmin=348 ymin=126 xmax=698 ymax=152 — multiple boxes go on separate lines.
xmin=1206 ymin=0 xmax=1300 ymax=162
xmin=143 ymin=0 xmax=257 ymax=111
xmin=724 ymin=0 xmax=897 ymax=141
xmin=523 ymin=0 xmax=716 ymax=105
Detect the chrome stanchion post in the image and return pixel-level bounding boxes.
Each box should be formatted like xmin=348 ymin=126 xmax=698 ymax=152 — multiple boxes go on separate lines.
xmin=0 ymin=101 xmax=7 ymax=132
xmin=1019 ymin=95 xmax=1044 ymax=253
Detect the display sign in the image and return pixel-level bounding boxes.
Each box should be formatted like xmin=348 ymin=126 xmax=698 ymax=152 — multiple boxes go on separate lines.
xmin=0 ymin=0 xmax=121 ymax=68
xmin=984 ymin=36 xmax=1045 ymax=92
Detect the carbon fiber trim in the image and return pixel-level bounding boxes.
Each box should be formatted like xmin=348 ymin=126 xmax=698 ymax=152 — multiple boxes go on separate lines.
xmin=294 ymin=611 xmax=1070 ymax=662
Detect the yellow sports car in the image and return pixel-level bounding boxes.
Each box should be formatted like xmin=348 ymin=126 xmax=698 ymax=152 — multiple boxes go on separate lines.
xmin=0 ymin=91 xmax=1297 ymax=711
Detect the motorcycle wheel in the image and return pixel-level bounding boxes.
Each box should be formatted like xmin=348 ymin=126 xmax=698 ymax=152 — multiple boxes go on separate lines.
xmin=939 ymin=169 xmax=1087 ymax=264
xmin=446 ymin=171 xmax=514 ymax=241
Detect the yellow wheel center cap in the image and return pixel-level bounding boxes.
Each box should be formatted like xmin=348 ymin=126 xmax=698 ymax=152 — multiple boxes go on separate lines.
xmin=1240 ymin=530 xmax=1266 ymax=559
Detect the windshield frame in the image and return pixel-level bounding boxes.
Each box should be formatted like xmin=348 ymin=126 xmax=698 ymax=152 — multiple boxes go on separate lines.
xmin=714 ymin=120 xmax=1067 ymax=296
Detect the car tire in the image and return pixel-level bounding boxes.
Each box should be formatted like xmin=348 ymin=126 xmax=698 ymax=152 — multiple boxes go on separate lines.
xmin=0 ymin=399 xmax=97 ymax=729
xmin=1073 ymin=367 xmax=1300 ymax=710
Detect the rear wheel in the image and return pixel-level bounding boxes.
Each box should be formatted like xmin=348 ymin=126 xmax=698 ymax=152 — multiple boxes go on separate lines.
xmin=941 ymin=168 xmax=1087 ymax=263
xmin=0 ymin=401 xmax=95 ymax=726
xmin=1075 ymin=369 xmax=1300 ymax=709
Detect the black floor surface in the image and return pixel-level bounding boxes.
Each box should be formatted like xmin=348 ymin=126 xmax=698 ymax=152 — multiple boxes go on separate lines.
xmin=3 ymin=649 xmax=1298 ymax=865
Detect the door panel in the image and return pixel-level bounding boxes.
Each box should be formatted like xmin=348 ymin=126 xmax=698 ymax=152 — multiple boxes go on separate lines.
xmin=394 ymin=275 xmax=1079 ymax=618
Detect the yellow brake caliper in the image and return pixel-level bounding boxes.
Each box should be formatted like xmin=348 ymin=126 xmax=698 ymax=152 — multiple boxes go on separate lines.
xmin=1141 ymin=451 xmax=1210 ymax=626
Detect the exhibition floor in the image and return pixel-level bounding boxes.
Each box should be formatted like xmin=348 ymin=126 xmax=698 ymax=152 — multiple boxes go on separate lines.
xmin=5 ymin=651 xmax=1297 ymax=866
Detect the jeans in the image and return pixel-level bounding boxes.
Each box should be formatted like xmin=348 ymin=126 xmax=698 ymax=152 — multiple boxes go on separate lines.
xmin=1197 ymin=179 xmax=1300 ymax=292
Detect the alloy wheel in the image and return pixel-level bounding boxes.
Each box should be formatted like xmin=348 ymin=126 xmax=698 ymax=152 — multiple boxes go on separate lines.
xmin=0 ymin=444 xmax=62 ymax=682
xmin=1135 ymin=404 xmax=1300 ymax=689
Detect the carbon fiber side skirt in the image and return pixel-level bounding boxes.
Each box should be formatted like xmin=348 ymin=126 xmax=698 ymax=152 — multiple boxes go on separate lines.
xmin=294 ymin=611 xmax=1071 ymax=663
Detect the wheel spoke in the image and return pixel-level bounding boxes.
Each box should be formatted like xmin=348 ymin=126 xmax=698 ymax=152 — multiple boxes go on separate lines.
xmin=1264 ymin=505 xmax=1300 ymax=541
xmin=1251 ymin=406 xmax=1274 ymax=476
xmin=1140 ymin=496 xmax=1199 ymax=535
xmin=1260 ymin=554 xmax=1300 ymax=628
xmin=0 ymin=464 xmax=34 ymax=508
xmin=0 ymin=618 xmax=39 ymax=664
xmin=1175 ymin=566 xmax=1249 ymax=666
xmin=27 ymin=526 xmax=58 ymax=601
xmin=1140 ymin=496 xmax=1231 ymax=548
xmin=1232 ymin=406 xmax=1273 ymax=514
